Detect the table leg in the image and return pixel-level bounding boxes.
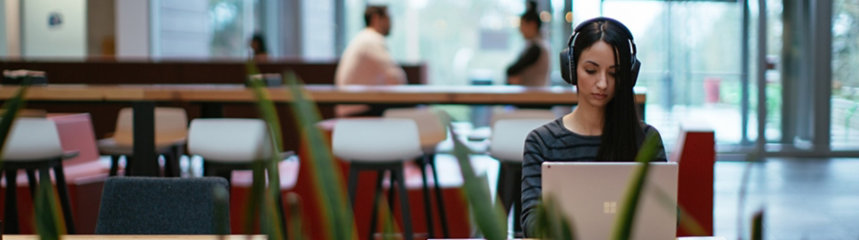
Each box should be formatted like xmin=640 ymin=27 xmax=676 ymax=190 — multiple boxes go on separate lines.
xmin=201 ymin=103 xmax=224 ymax=118
xmin=130 ymin=101 xmax=159 ymax=176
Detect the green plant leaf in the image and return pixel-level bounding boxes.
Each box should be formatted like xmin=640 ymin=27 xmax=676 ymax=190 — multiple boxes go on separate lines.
xmin=611 ymin=132 xmax=660 ymax=240
xmin=377 ymin=191 xmax=399 ymax=240
xmin=0 ymin=84 xmax=29 ymax=166
xmin=246 ymin=61 xmax=286 ymax=239
xmin=534 ymin=195 xmax=575 ymax=240
xmin=284 ymin=72 xmax=356 ymax=240
xmin=448 ymin=127 xmax=507 ymax=240
xmin=286 ymin=193 xmax=306 ymax=240
xmin=213 ymin=184 xmax=230 ymax=235
xmin=35 ymin=169 xmax=66 ymax=240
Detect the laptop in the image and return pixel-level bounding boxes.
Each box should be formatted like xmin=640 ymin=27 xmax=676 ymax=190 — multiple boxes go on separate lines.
xmin=542 ymin=162 xmax=678 ymax=240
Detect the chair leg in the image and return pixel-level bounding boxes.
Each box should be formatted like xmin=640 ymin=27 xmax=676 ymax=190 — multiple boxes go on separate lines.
xmin=387 ymin=171 xmax=395 ymax=212
xmin=124 ymin=156 xmax=134 ymax=176
xmin=510 ymin=163 xmax=523 ymax=234
xmin=4 ymin=168 xmax=19 ymax=234
xmin=26 ymin=169 xmax=37 ymax=198
xmin=393 ymin=167 xmax=413 ymax=240
xmin=108 ymin=155 xmax=119 ymax=176
xmin=164 ymin=145 xmax=182 ymax=177
xmin=52 ymin=164 xmax=76 ymax=234
xmin=347 ymin=164 xmax=359 ymax=208
xmin=498 ymin=162 xmax=514 ymax=215
xmin=368 ymin=169 xmax=384 ymax=240
xmin=417 ymin=155 xmax=435 ymax=238
xmin=429 ymin=156 xmax=450 ymax=237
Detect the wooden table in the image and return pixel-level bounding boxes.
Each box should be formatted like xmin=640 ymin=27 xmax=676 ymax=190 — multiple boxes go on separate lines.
xmin=1 ymin=235 xmax=266 ymax=240
xmin=0 ymin=84 xmax=647 ymax=176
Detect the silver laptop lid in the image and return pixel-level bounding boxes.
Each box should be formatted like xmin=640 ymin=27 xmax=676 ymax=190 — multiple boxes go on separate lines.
xmin=541 ymin=162 xmax=678 ymax=240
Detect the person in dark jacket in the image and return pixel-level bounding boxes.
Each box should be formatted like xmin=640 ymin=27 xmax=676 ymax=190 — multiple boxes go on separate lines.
xmin=506 ymin=1 xmax=550 ymax=87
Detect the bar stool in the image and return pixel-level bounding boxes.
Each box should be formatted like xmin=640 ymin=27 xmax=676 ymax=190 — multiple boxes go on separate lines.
xmin=383 ymin=107 xmax=450 ymax=238
xmin=1 ymin=118 xmax=76 ymax=234
xmin=489 ymin=118 xmax=554 ymax=235
xmin=186 ymin=118 xmax=286 ymax=231
xmin=98 ymin=107 xmax=188 ymax=177
xmin=333 ymin=118 xmax=422 ymax=240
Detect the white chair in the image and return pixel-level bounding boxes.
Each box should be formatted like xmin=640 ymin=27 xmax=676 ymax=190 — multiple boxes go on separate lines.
xmin=489 ymin=108 xmax=556 ymax=128
xmin=383 ymin=107 xmax=450 ymax=238
xmin=98 ymin=107 xmax=188 ymax=176
xmin=1 ymin=118 xmax=75 ymax=234
xmin=333 ymin=118 xmax=422 ymax=240
xmin=488 ymin=117 xmax=554 ymax=235
xmin=186 ymin=118 xmax=286 ymax=232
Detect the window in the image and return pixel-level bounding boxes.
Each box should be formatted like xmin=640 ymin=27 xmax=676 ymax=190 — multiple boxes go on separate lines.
xmin=151 ymin=0 xmax=260 ymax=59
xmin=344 ymin=0 xmax=567 ymax=86
xmin=832 ymin=0 xmax=859 ymax=150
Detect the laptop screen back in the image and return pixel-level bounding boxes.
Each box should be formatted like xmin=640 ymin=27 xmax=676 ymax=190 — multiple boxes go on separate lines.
xmin=541 ymin=162 xmax=678 ymax=240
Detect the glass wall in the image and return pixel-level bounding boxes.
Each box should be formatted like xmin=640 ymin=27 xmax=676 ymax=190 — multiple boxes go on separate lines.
xmin=151 ymin=0 xmax=261 ymax=59
xmin=593 ymin=1 xmax=750 ymax=147
xmin=832 ymin=0 xmax=859 ymax=150
xmin=344 ymin=0 xmax=568 ymax=86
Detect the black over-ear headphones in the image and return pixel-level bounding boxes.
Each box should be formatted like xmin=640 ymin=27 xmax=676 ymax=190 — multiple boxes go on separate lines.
xmin=559 ymin=17 xmax=641 ymax=86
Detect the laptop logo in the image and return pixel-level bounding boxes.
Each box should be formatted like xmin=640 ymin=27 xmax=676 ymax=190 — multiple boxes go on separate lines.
xmin=603 ymin=201 xmax=617 ymax=214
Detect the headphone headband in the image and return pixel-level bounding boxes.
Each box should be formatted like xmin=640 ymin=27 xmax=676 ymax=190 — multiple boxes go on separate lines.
xmin=560 ymin=17 xmax=641 ymax=86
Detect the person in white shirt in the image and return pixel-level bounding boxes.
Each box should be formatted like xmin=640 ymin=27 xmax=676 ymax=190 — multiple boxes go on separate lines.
xmin=335 ymin=5 xmax=406 ymax=117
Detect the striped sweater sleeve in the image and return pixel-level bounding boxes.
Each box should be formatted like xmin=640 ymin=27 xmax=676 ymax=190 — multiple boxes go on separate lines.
xmin=520 ymin=127 xmax=547 ymax=236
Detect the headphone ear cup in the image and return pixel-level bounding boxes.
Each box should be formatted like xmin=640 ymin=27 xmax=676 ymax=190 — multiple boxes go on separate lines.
xmin=630 ymin=57 xmax=641 ymax=86
xmin=559 ymin=48 xmax=576 ymax=85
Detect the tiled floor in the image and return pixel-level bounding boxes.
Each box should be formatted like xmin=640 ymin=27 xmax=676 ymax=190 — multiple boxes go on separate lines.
xmin=713 ymin=158 xmax=859 ymax=240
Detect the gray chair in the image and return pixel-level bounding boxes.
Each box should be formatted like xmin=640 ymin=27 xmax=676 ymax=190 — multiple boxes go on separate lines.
xmin=1 ymin=117 xmax=76 ymax=234
xmin=95 ymin=177 xmax=230 ymax=234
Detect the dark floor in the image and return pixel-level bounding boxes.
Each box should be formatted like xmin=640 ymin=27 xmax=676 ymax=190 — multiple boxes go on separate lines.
xmin=713 ymin=158 xmax=859 ymax=240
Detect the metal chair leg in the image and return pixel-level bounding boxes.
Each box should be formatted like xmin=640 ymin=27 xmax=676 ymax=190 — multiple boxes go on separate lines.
xmin=429 ymin=155 xmax=450 ymax=237
xmin=368 ymin=169 xmax=385 ymax=240
xmin=418 ymin=155 xmax=435 ymax=238
xmin=3 ymin=168 xmax=19 ymax=234
xmin=108 ymin=155 xmax=119 ymax=176
xmin=347 ymin=165 xmax=359 ymax=208
xmin=26 ymin=169 xmax=37 ymax=198
xmin=393 ymin=167 xmax=413 ymax=240
xmin=52 ymin=163 xmax=76 ymax=234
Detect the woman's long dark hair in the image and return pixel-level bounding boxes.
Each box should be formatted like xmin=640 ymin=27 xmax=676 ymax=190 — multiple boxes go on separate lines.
xmin=571 ymin=19 xmax=644 ymax=161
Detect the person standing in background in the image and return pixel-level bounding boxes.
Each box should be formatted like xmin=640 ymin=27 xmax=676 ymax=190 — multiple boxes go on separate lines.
xmin=335 ymin=5 xmax=406 ymax=117
xmin=506 ymin=1 xmax=550 ymax=87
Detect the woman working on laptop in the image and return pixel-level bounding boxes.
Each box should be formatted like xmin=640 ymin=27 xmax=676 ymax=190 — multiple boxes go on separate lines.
xmin=519 ymin=17 xmax=667 ymax=236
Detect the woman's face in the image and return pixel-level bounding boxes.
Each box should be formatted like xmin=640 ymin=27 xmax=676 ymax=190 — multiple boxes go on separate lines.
xmin=576 ymin=40 xmax=617 ymax=108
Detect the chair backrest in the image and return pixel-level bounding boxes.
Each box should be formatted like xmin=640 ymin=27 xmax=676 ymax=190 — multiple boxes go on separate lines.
xmin=383 ymin=108 xmax=448 ymax=150
xmin=1 ymin=117 xmax=64 ymax=161
xmin=95 ymin=177 xmax=230 ymax=234
xmin=187 ymin=118 xmax=273 ymax=163
xmin=47 ymin=113 xmax=100 ymax=165
xmin=489 ymin=108 xmax=556 ymax=127
xmin=113 ymin=107 xmax=189 ymax=146
xmin=489 ymin=119 xmax=554 ymax=162
xmin=332 ymin=118 xmax=422 ymax=162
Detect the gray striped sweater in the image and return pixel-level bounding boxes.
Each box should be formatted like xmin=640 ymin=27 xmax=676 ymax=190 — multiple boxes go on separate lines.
xmin=520 ymin=117 xmax=667 ymax=236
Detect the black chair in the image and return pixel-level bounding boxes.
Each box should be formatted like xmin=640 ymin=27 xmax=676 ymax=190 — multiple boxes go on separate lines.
xmin=95 ymin=177 xmax=230 ymax=234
